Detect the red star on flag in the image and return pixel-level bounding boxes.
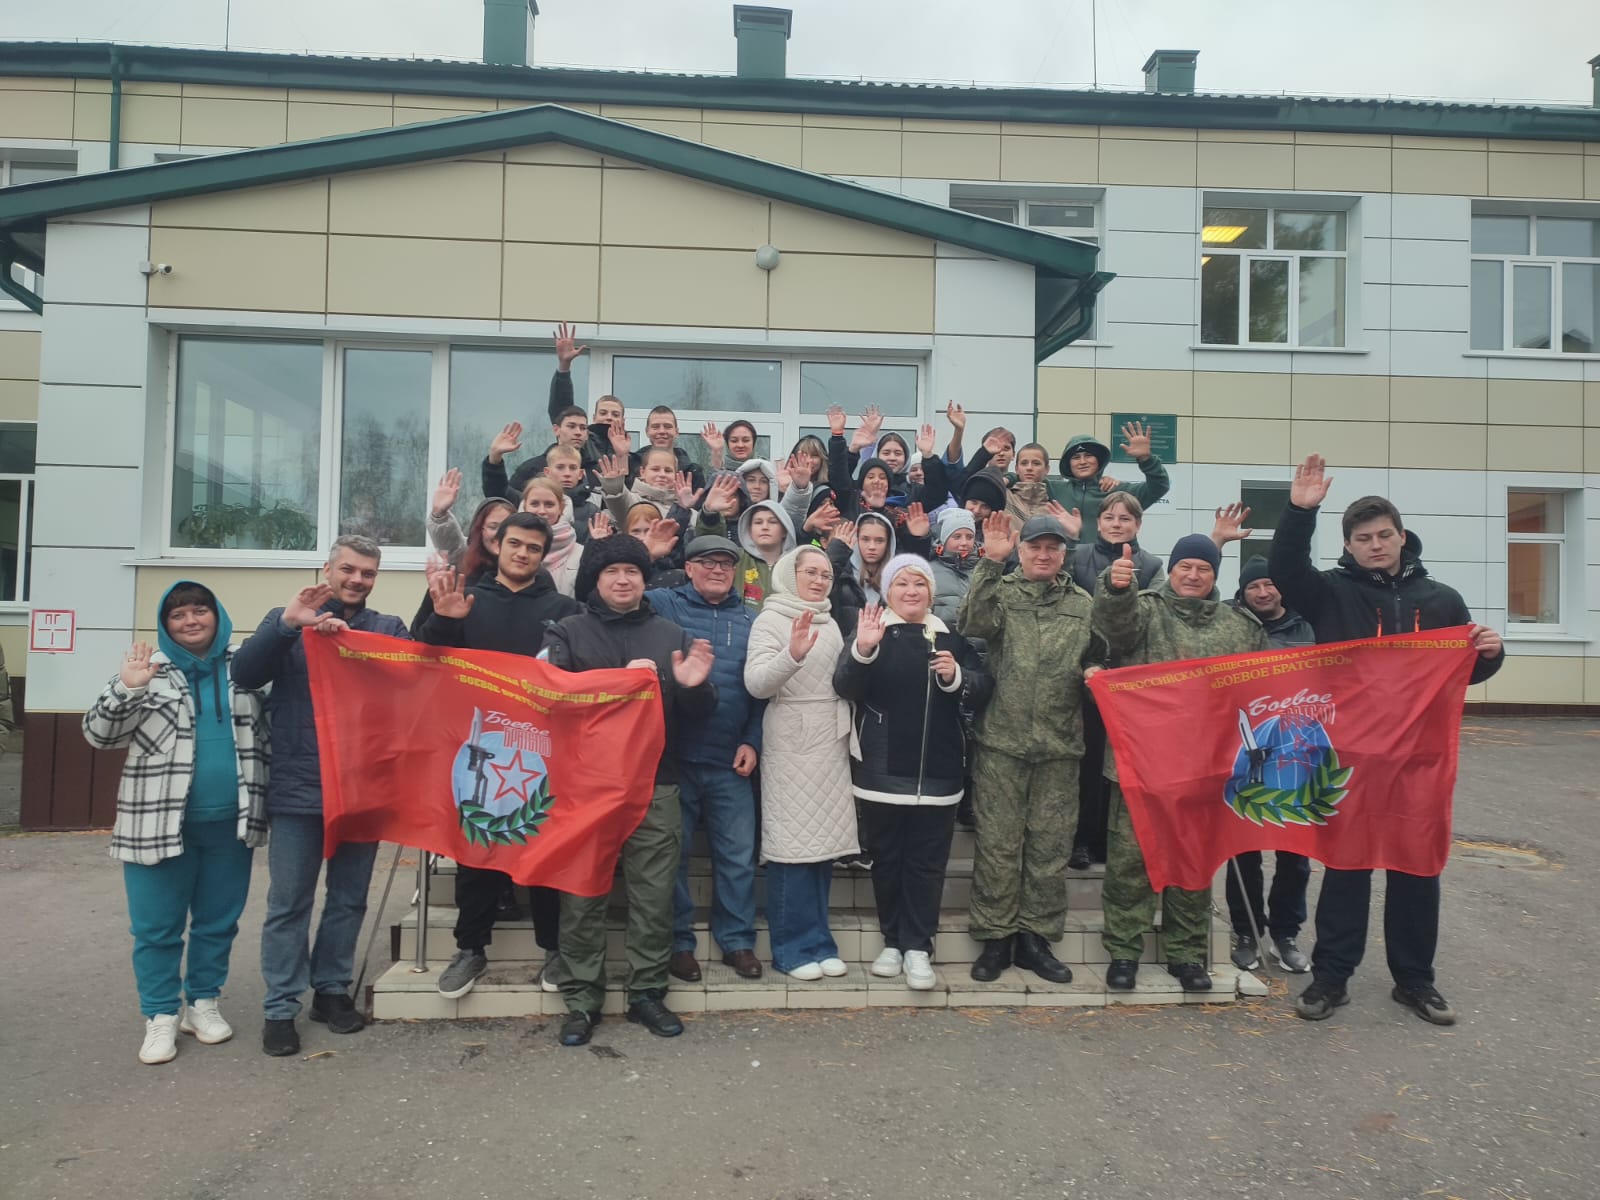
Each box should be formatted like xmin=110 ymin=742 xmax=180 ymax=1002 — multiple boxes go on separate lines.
xmin=489 ymin=749 xmax=540 ymax=804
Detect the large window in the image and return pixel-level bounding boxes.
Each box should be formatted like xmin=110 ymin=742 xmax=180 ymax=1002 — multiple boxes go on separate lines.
xmin=1471 ymin=213 xmax=1600 ymax=354
xmin=339 ymin=348 xmax=432 ymax=547
xmin=0 ymin=423 xmax=36 ymax=603
xmin=1237 ymin=480 xmax=1292 ymax=567
xmin=1201 ymin=207 xmax=1347 ymax=348
xmin=447 ymin=347 xmax=587 ymax=515
xmin=1506 ymin=490 xmax=1570 ymax=629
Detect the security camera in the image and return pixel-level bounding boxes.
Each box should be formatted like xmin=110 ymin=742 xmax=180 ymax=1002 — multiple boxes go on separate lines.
xmin=138 ymin=262 xmax=174 ymax=275
xmin=157 ymin=263 xmax=173 ymax=275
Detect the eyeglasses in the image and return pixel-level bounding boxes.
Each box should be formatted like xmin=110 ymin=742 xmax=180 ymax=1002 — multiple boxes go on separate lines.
xmin=797 ymin=568 xmax=834 ymax=582
xmin=692 ymin=558 xmax=737 ymax=570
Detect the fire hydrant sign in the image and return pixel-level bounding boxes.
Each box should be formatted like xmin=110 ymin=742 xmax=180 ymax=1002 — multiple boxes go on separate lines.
xmin=30 ymin=609 xmax=75 ymax=653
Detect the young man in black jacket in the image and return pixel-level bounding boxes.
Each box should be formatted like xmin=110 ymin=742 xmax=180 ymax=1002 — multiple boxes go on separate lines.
xmin=541 ymin=534 xmax=716 ymax=1046
xmin=418 ymin=513 xmax=580 ymax=1000
xmin=1270 ymin=454 xmax=1504 ymax=1026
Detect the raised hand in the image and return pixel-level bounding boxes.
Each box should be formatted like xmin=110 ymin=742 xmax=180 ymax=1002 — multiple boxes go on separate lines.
xmin=597 ymin=453 xmax=629 ymax=482
xmin=855 ymin=603 xmax=886 ymax=654
xmin=833 ymin=519 xmax=856 ymax=550
xmin=608 ymin=419 xmax=632 ymax=457
xmin=1289 ymin=454 xmax=1334 ymax=509
xmin=283 ymin=583 xmax=334 ymax=629
xmin=423 ymin=551 xmax=451 ymax=584
xmin=849 ymin=416 xmax=876 ymax=453
xmin=642 ymin=517 xmax=680 ymax=561
xmin=1099 ymin=475 xmax=1121 ymax=493
xmin=488 ymin=422 xmax=523 ymax=466
xmin=674 ymin=471 xmax=705 ymax=511
xmin=945 ymin=400 xmax=966 ymax=430
xmin=804 ymin=499 xmax=840 ymax=535
xmin=553 ymin=322 xmax=588 ymax=372
xmin=428 ymin=568 xmax=475 ymax=620
xmin=119 ymin=641 xmax=158 ymax=690
xmin=1108 ymin=543 xmax=1136 ymax=591
xmin=430 ymin=467 xmax=462 ymax=518
xmin=699 ymin=422 xmax=725 ymax=453
xmin=1119 ymin=420 xmax=1153 ymax=461
xmin=904 ymin=501 xmax=930 ymax=539
xmin=915 ymin=423 xmax=936 ymax=458
xmin=670 ymin=639 xmax=715 ymax=688
xmin=826 ymin=404 xmax=847 ymax=437
xmin=982 ymin=511 xmax=1016 ymax=562
xmin=861 ymin=404 xmax=884 ymax=436
xmin=982 ymin=430 xmax=1010 ymax=458
xmin=1046 ymin=500 xmax=1082 ymax=540
xmin=587 ymin=511 xmax=615 ymax=540
xmin=788 ymin=610 xmax=819 ymax=661
xmin=703 ymin=473 xmax=741 ymax=517
xmin=930 ymin=649 xmax=958 ymax=684
xmin=786 ymin=452 xmax=813 ymax=490
xmin=1210 ymin=502 xmax=1254 ymax=547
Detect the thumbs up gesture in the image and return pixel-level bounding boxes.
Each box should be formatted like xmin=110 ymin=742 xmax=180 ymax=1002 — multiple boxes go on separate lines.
xmin=1108 ymin=543 xmax=1136 ymax=591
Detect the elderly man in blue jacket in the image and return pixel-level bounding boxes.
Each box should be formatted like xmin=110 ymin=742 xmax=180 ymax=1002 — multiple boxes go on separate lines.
xmin=646 ymin=535 xmax=766 ymax=981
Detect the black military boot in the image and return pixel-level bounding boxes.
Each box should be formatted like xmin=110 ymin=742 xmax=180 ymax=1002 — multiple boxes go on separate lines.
xmin=1014 ymin=931 xmax=1073 ymax=984
xmin=970 ymin=935 xmax=1014 ymax=982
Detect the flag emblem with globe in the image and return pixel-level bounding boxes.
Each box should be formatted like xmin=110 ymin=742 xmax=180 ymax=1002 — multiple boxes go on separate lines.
xmin=451 ymin=708 xmax=556 ymax=846
xmin=1225 ymin=709 xmax=1353 ymax=828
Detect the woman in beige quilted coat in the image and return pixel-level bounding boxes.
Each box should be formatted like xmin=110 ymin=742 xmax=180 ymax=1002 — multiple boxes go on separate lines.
xmin=745 ymin=545 xmax=858 ymax=980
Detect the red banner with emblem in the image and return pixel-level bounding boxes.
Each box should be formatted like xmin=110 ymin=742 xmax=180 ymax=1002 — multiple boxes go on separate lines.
xmin=1086 ymin=628 xmax=1478 ymax=891
xmin=305 ymin=630 xmax=664 ymax=896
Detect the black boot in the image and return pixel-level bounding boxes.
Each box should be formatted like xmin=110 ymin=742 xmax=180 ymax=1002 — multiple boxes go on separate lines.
xmin=969 ymin=935 xmax=1014 ymax=982
xmin=1166 ymin=962 xmax=1213 ymax=993
xmin=1014 ymin=932 xmax=1073 ymax=984
xmin=1106 ymin=959 xmax=1138 ymax=990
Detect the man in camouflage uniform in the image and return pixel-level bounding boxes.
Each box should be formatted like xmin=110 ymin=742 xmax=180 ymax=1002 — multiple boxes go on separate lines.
xmin=958 ymin=513 xmax=1106 ymax=984
xmin=1092 ymin=534 xmax=1269 ymax=993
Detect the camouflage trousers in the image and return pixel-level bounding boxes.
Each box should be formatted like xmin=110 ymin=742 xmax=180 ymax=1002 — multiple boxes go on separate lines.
xmin=1102 ymin=782 xmax=1213 ymax=965
xmin=967 ymin=747 xmax=1078 ymax=941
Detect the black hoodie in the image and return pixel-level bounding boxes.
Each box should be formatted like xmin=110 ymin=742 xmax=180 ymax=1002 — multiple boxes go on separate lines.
xmin=417 ymin=573 xmax=580 ymax=656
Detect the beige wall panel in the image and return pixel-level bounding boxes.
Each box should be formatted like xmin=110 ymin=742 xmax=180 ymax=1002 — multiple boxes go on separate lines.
xmin=329 ymin=160 xmax=503 ymax=240
xmin=1487 ymin=152 xmax=1584 ymax=199
xmin=800 ymin=113 xmax=901 ymax=131
xmin=1293 ymin=144 xmax=1391 ymax=192
xmin=0 ymin=330 xmax=42 ymax=381
xmin=180 ymin=97 xmax=288 ymax=146
xmin=702 ymin=121 xmax=803 ymax=166
xmin=154 ymin=179 xmax=330 ymax=233
xmin=1486 ymin=378 xmax=1583 ymax=426
xmin=1098 ymin=138 xmax=1196 ymax=187
xmin=1588 ymin=156 xmax=1600 ymax=201
xmin=135 ymin=566 xmax=322 ymax=638
xmin=1290 ymin=419 xmax=1389 ymax=468
xmin=1293 ymin=131 xmax=1390 ymax=147
xmin=707 ymin=109 xmax=802 ymax=126
xmin=1393 ymin=136 xmax=1487 ymax=151
xmin=599 ymin=104 xmax=701 ymax=122
xmin=505 ymin=143 xmax=605 ymax=166
xmin=0 ymin=76 xmax=75 ymax=90
xmin=1587 ymin=382 xmax=1600 ymax=427
xmin=1196 ymin=141 xmax=1295 ymax=189
xmin=1036 ymin=366 xmax=1095 ymax=414
xmin=502 ymin=242 xmax=600 ymax=323
xmin=801 ymin=126 xmax=902 ymax=177
xmin=768 ymin=202 xmax=932 ymax=256
xmin=1193 ymin=371 xmax=1290 ymax=419
xmin=1392 ymin=148 xmax=1488 ymax=196
xmin=1291 ymin=374 xmax=1388 ymax=422
xmin=1093 ymin=368 xmax=1194 ymax=416
xmin=1000 ymin=122 xmax=1097 ymax=138
xmin=600 ymin=168 xmax=768 ymax=250
xmin=600 ymin=247 xmax=766 ymax=328
xmin=147 ymin=227 xmax=328 ymax=312
xmin=1585 ymin=427 xmax=1600 ymax=473
xmin=286 ymin=88 xmax=393 ymax=105
xmin=182 ymin=84 xmax=287 ymax=101
xmin=75 ymin=79 xmax=113 ymax=93
xmin=1389 ymin=422 xmax=1486 ymax=469
xmin=1484 ymin=655 xmax=1585 ymax=705
xmin=901 ymin=131 xmax=1000 ymax=180
xmin=903 ymin=119 xmax=1002 ymax=135
xmin=1487 ymin=424 xmax=1583 ymax=472
xmin=769 ymin=255 xmax=933 ymax=334
xmin=1586 ymin=657 xmax=1600 ymax=706
xmin=394 ymin=107 xmax=494 ymax=127
xmin=0 ymin=379 xmax=38 ymax=421
xmin=123 ymin=82 xmax=181 ymax=97
xmin=1198 ymin=128 xmax=1295 ymax=144
xmin=287 ymin=101 xmax=394 ymax=141
xmin=1191 ymin=416 xmax=1289 ymax=465
xmin=73 ymin=90 xmax=111 ymax=140
xmin=1390 ymin=376 xmax=1487 ymax=424
xmin=0 ymin=626 xmax=26 ymax=678
xmin=614 ymin=118 xmax=704 ymax=142
xmin=1036 ymin=412 xmax=1096 ymax=454
xmin=503 ymin=164 xmax=602 ymax=243
xmin=999 ymin=134 xmax=1098 ymax=184
xmin=393 ymin=92 xmax=495 ymax=111
xmin=1104 ymin=126 xmax=1195 ymax=142
xmin=327 ymin=235 xmax=501 ymax=319
xmin=0 ymin=88 xmax=74 ymax=139
xmin=120 ymin=94 xmax=182 ymax=143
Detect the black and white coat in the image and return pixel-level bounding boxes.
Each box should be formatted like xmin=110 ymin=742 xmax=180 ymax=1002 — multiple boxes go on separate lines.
xmin=82 ymin=649 xmax=270 ymax=865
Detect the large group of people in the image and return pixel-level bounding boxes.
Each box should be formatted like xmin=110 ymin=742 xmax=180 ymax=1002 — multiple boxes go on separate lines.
xmin=87 ymin=326 xmax=1504 ymax=1064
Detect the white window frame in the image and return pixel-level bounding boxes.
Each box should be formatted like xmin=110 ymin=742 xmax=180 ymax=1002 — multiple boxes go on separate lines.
xmin=1470 ymin=210 xmax=1600 ymax=355
xmin=1504 ymin=487 xmax=1577 ymax=637
xmin=1200 ymin=204 xmax=1349 ymax=349
xmin=0 ymin=422 xmax=36 ymax=608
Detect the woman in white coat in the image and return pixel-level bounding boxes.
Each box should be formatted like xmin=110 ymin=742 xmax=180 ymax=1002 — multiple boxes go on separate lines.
xmin=744 ymin=545 xmax=858 ymax=980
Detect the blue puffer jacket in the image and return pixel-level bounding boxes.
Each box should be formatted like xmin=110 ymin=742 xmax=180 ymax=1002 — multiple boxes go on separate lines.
xmin=644 ymin=583 xmax=763 ymax=770
xmin=230 ymin=597 xmax=411 ymax=816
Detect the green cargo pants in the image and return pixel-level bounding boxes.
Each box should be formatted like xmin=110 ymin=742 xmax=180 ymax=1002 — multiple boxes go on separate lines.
xmin=559 ymin=784 xmax=681 ymax=1013
xmin=968 ymin=747 xmax=1078 ymax=942
xmin=1101 ymin=782 xmax=1212 ymax=965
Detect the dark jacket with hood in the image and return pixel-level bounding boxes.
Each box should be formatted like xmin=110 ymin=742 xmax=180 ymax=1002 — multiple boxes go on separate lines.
xmin=645 ymin=581 xmax=764 ymax=768
xmin=1268 ymin=502 xmax=1503 ymax=684
xmin=827 ymin=510 xmax=897 ymax=640
xmin=828 ymin=436 xmax=951 ymax=525
xmin=542 ymin=596 xmax=717 ymax=784
xmin=417 ymin=573 xmax=579 ymax=655
xmin=231 ymin=593 xmax=411 ymax=817
xmin=1067 ymin=535 xmax=1164 ymax=595
xmin=1046 ymin=433 xmax=1170 ymax=530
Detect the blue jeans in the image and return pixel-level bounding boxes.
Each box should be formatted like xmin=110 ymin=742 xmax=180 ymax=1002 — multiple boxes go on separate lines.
xmin=123 ymin=819 xmax=254 ymax=1018
xmin=260 ymin=813 xmax=379 ymax=1020
xmin=765 ymin=861 xmax=837 ymax=974
xmin=672 ymin=763 xmax=758 ymax=955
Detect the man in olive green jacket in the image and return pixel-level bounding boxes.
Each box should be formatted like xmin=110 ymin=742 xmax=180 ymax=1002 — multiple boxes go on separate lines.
xmin=958 ymin=513 xmax=1107 ymax=986
xmin=1092 ymin=534 xmax=1269 ymax=994
xmin=1046 ymin=421 xmax=1170 ymax=531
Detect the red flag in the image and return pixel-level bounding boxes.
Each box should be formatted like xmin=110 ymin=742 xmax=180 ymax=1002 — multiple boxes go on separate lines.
xmin=305 ymin=630 xmax=665 ymax=897
xmin=1087 ymin=628 xmax=1478 ymax=891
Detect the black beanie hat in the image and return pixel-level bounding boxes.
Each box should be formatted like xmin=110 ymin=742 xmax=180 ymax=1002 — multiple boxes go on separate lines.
xmin=963 ymin=468 xmax=1008 ymax=513
xmin=575 ymin=534 xmax=653 ymax=606
xmin=1238 ymin=555 xmax=1271 ymax=588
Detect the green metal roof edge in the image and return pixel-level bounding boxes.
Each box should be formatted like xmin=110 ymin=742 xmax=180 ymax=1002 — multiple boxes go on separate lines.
xmin=0 ymin=102 xmax=1101 ymax=277
xmin=6 ymin=42 xmax=1600 ymax=143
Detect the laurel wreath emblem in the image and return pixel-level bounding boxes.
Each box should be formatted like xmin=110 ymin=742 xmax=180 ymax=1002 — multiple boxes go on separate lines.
xmin=458 ymin=780 xmax=556 ymax=847
xmin=1229 ymin=746 xmax=1353 ymax=827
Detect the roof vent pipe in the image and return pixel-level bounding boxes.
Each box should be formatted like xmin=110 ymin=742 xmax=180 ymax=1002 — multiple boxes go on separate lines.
xmin=733 ymin=5 xmax=792 ymax=79
xmin=1142 ymin=49 xmax=1198 ymax=94
xmin=484 ymin=0 xmax=537 ymax=67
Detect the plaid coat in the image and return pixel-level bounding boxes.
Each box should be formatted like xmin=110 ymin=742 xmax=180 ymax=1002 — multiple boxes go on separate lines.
xmin=83 ymin=648 xmax=270 ymax=865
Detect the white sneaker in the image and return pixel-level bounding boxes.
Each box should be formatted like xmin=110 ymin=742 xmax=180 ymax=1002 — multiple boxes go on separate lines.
xmin=179 ymin=998 xmax=234 ymax=1045
xmin=870 ymin=947 xmax=904 ymax=978
xmin=787 ymin=961 xmax=824 ymax=981
xmin=819 ymin=957 xmax=848 ymax=977
xmin=904 ymin=951 xmax=937 ymax=990
xmin=139 ymin=1013 xmax=179 ymax=1064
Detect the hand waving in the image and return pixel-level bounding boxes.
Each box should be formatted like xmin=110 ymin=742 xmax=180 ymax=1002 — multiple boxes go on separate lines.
xmin=428 ymin=568 xmax=475 ymax=620
xmin=1119 ymin=420 xmax=1153 ymax=461
xmin=1210 ymin=502 xmax=1254 ymax=547
xmin=1046 ymin=500 xmax=1082 ymax=540
xmin=488 ymin=422 xmax=523 ymax=466
xmin=904 ymin=501 xmax=930 ymax=539
xmin=945 ymin=400 xmax=966 ymax=431
xmin=855 ymin=603 xmax=886 ymax=654
xmin=788 ymin=611 xmax=820 ymax=661
xmin=981 ymin=511 xmax=1016 ymax=562
xmin=553 ymin=322 xmax=588 ymax=372
xmin=1289 ymin=454 xmax=1334 ymax=509
xmin=283 ymin=584 xmax=334 ymax=630
xmin=119 ymin=642 xmax=158 ymax=690
xmin=431 ymin=467 xmax=462 ymax=517
xmin=670 ymin=639 xmax=715 ymax=688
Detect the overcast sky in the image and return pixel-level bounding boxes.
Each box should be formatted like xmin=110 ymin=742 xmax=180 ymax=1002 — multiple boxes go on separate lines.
xmin=5 ymin=0 xmax=1596 ymax=106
